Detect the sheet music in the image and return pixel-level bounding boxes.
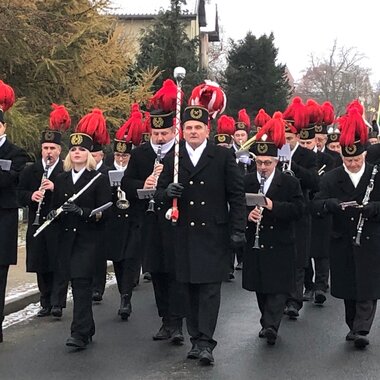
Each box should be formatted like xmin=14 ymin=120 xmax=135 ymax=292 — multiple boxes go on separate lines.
xmin=0 ymin=159 xmax=11 ymax=171
xmin=108 ymin=170 xmax=124 ymax=186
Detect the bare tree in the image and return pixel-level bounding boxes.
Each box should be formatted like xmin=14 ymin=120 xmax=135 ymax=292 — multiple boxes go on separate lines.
xmin=295 ymin=41 xmax=374 ymax=116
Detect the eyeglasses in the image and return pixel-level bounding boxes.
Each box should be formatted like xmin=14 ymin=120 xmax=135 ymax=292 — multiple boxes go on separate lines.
xmin=255 ymin=160 xmax=274 ymax=167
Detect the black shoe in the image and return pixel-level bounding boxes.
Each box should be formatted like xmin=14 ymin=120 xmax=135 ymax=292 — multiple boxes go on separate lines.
xmin=37 ymin=307 xmax=51 ymax=317
xmin=51 ymin=306 xmax=63 ymax=318
xmin=143 ymin=272 xmax=151 ymax=282
xmin=152 ymin=325 xmax=171 ymax=340
xmin=354 ymin=334 xmax=369 ymax=349
xmin=235 ymin=262 xmax=243 ymax=270
xmin=258 ymin=328 xmax=267 ymax=338
xmin=285 ymin=305 xmax=299 ymax=319
xmin=0 ymin=329 xmax=3 ymax=343
xmin=228 ymin=272 xmax=235 ymax=281
xmin=66 ymin=336 xmax=88 ymax=349
xmin=92 ymin=291 xmax=103 ymax=303
xmin=303 ymin=289 xmax=314 ymax=301
xmin=118 ymin=294 xmax=132 ymax=320
xmin=346 ymin=330 xmax=356 ymax=341
xmin=314 ymin=290 xmax=327 ymax=305
xmin=199 ymin=347 xmax=214 ymax=365
xmin=264 ymin=327 xmax=277 ymax=345
xmin=187 ymin=344 xmax=201 ymax=359
xmin=170 ymin=328 xmax=184 ymax=345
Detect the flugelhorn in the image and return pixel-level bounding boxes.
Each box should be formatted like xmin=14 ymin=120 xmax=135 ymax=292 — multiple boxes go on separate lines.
xmin=116 ymin=185 xmax=130 ymax=209
xmin=33 ymin=155 xmax=52 ymax=226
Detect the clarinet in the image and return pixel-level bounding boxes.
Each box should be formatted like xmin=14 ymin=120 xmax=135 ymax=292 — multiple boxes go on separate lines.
xmin=353 ymin=164 xmax=378 ymax=246
xmin=146 ymin=144 xmax=162 ymax=214
xmin=253 ymin=175 xmax=266 ymax=249
xmin=32 ymin=156 xmax=52 ymax=226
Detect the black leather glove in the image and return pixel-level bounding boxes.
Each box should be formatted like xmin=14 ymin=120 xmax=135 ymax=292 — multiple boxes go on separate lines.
xmin=230 ymin=232 xmax=247 ymax=248
xmin=46 ymin=210 xmax=57 ymax=221
xmin=324 ymin=198 xmax=341 ymax=213
xmin=165 ymin=183 xmax=184 ymax=199
xmin=362 ymin=203 xmax=378 ymax=219
xmin=62 ymin=201 xmax=83 ymax=216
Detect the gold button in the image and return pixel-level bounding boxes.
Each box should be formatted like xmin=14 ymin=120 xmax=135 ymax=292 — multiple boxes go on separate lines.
xmin=189 ymin=181 xmax=194 ymax=185
xmin=200 ymin=181 xmax=205 ymax=185
xmin=201 ymin=222 xmax=206 ymax=226
xmin=73 ymin=228 xmax=76 ymax=232
xmin=260 ymin=244 xmax=264 ymax=249
xmin=190 ymin=201 xmax=194 ymax=205
xmin=125 ymin=214 xmax=129 ymax=218
xmin=118 ymin=215 xmax=121 ymax=218
xmin=270 ymin=226 xmax=274 ymax=230
xmin=65 ymin=228 xmax=68 ymax=232
xmin=201 ymin=201 xmax=205 ymax=205
xmin=190 ymin=222 xmax=195 ymax=226
xmin=64 ymin=193 xmax=68 ymax=197
xmin=366 ymin=236 xmax=370 ymax=240
xmin=157 ymin=207 xmax=161 ymax=211
xmin=351 ymin=217 xmax=355 ymax=221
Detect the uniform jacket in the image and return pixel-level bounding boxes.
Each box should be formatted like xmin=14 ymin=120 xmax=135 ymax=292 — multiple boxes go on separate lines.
xmin=242 ymin=169 xmax=304 ymax=293
xmin=0 ymin=139 xmax=28 ymax=265
xmin=51 ymin=170 xmax=112 ymax=279
xmin=312 ymin=164 xmax=380 ymax=300
xmin=18 ymin=159 xmax=64 ymax=272
xmin=156 ymin=140 xmax=246 ymax=283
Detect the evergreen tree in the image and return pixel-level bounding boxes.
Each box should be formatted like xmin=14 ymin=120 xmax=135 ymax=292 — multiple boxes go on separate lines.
xmin=224 ymin=32 xmax=291 ymax=120
xmin=135 ymin=0 xmax=206 ymax=96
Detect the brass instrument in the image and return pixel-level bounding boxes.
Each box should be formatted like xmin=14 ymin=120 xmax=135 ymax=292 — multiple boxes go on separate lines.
xmin=253 ymin=175 xmax=266 ymax=249
xmin=354 ymin=164 xmax=378 ymax=246
xmin=318 ymin=164 xmax=326 ymax=176
xmin=146 ymin=144 xmax=162 ymax=213
xmin=33 ymin=155 xmax=52 ymax=226
xmin=280 ymin=156 xmax=294 ymax=176
xmin=116 ymin=185 xmax=129 ymax=209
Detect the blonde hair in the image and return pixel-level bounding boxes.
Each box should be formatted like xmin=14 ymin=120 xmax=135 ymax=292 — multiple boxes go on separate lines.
xmin=63 ymin=150 xmax=97 ymax=172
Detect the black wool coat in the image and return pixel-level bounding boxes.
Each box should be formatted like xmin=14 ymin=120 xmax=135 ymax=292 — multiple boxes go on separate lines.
xmin=312 ymin=164 xmax=380 ymax=300
xmin=156 ymin=141 xmax=246 ymax=284
xmin=242 ymin=169 xmax=304 ymax=293
xmin=51 ymin=170 xmax=112 ymax=279
xmin=18 ymin=159 xmax=64 ymax=272
xmin=0 ymin=139 xmax=29 ymax=265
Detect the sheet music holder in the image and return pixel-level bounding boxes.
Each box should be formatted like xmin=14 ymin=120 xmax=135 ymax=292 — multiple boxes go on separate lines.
xmin=277 ymin=143 xmax=291 ymax=162
xmin=0 ymin=159 xmax=12 ymax=171
xmin=137 ymin=189 xmax=156 ymax=200
xmin=245 ymin=193 xmax=268 ymax=207
xmin=108 ymin=170 xmax=124 ymax=186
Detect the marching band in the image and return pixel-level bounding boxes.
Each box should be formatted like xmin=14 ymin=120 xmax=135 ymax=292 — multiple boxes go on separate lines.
xmin=1 ymin=75 xmax=380 ymax=365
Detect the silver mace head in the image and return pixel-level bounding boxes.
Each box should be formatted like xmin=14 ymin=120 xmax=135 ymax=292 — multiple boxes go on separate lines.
xmin=174 ymin=67 xmax=186 ymax=81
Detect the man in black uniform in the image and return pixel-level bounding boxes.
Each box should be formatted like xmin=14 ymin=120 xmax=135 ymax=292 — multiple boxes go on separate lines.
xmin=18 ymin=106 xmax=70 ymax=318
xmin=0 ymin=82 xmax=29 ymax=342
xmin=243 ymin=112 xmax=304 ymax=345
xmin=312 ymin=107 xmax=380 ymax=349
xmin=156 ymin=105 xmax=246 ymax=365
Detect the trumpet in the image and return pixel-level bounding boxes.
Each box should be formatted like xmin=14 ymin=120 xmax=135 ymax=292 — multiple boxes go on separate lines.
xmin=253 ymin=175 xmax=266 ymax=249
xmin=146 ymin=144 xmax=162 ymax=214
xmin=116 ymin=185 xmax=129 ymax=209
xmin=33 ymin=155 xmax=52 ymax=226
xmin=279 ymin=155 xmax=295 ymax=176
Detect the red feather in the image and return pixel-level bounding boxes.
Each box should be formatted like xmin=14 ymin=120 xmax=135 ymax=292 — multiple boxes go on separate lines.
xmin=0 ymin=80 xmax=15 ymax=112
xmin=238 ymin=109 xmax=250 ymax=132
xmin=116 ymin=110 xmax=144 ymax=146
xmin=255 ymin=111 xmax=286 ymax=148
xmin=76 ymin=108 xmax=110 ymax=145
xmin=217 ymin=115 xmax=235 ymax=135
xmin=339 ymin=107 xmax=367 ymax=146
xmin=143 ymin=111 xmax=151 ymax=133
xmin=321 ymin=101 xmax=335 ymax=125
xmin=149 ymin=79 xmax=182 ymax=112
xmin=254 ymin=109 xmax=271 ymax=128
xmin=346 ymin=99 xmax=364 ymax=116
xmin=283 ymin=96 xmax=309 ymax=130
xmin=49 ymin=104 xmax=71 ymax=131
xmin=306 ymin=99 xmax=323 ymax=124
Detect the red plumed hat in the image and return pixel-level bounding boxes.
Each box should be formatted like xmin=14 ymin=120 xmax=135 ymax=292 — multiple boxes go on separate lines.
xmin=49 ymin=104 xmax=71 ymax=131
xmin=217 ymin=115 xmax=235 ymax=135
xmin=238 ymin=109 xmax=250 ymax=130
xmin=0 ymin=80 xmax=15 ymax=112
xmin=283 ymin=97 xmax=309 ymax=131
xmin=346 ymin=99 xmax=364 ymax=116
xmin=254 ymin=109 xmax=271 ymax=129
xmin=188 ymin=80 xmax=226 ymax=119
xmin=321 ymin=101 xmax=335 ymax=126
xmin=149 ymin=79 xmax=182 ymax=112
xmin=76 ymin=108 xmax=110 ymax=145
xmin=115 ymin=103 xmax=144 ymax=146
xmin=306 ymin=99 xmax=323 ymax=125
xmin=339 ymin=106 xmax=367 ymax=157
xmin=255 ymin=112 xmax=286 ymax=148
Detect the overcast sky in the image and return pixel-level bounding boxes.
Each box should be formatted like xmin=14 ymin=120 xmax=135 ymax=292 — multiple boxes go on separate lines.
xmin=111 ymin=0 xmax=379 ymax=84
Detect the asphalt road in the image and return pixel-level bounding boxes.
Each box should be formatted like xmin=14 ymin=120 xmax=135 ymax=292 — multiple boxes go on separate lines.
xmin=1 ymin=271 xmax=380 ymax=380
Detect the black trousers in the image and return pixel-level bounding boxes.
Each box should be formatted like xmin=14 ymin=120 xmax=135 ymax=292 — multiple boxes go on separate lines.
xmin=70 ymin=278 xmax=95 ymax=342
xmin=304 ymin=257 xmax=329 ymax=291
xmin=287 ymin=266 xmax=305 ymax=311
xmin=185 ymin=282 xmax=221 ymax=350
xmin=151 ymin=272 xmax=184 ymax=329
xmin=113 ymin=258 xmax=140 ymax=296
xmin=0 ymin=265 xmax=9 ymax=323
xmin=92 ymin=259 xmax=107 ymax=296
xmin=344 ymin=299 xmax=377 ymax=334
xmin=256 ymin=293 xmax=288 ymax=332
xmin=37 ymin=271 xmax=68 ymax=308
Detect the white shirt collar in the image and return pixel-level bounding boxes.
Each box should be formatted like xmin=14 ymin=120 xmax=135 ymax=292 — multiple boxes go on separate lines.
xmin=150 ymin=139 xmax=175 ymax=158
xmin=185 ymin=139 xmax=207 ymax=167
xmin=96 ymin=160 xmax=103 ymax=170
xmin=256 ymin=169 xmax=275 ymax=195
xmin=43 ymin=158 xmax=59 ymax=178
xmin=290 ymin=142 xmax=299 ymax=157
xmin=0 ymin=134 xmax=7 ymax=148
xmin=71 ymin=167 xmax=86 ymax=184
xmin=114 ymin=160 xmax=127 ymax=171
xmin=343 ymin=162 xmax=366 ymax=188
